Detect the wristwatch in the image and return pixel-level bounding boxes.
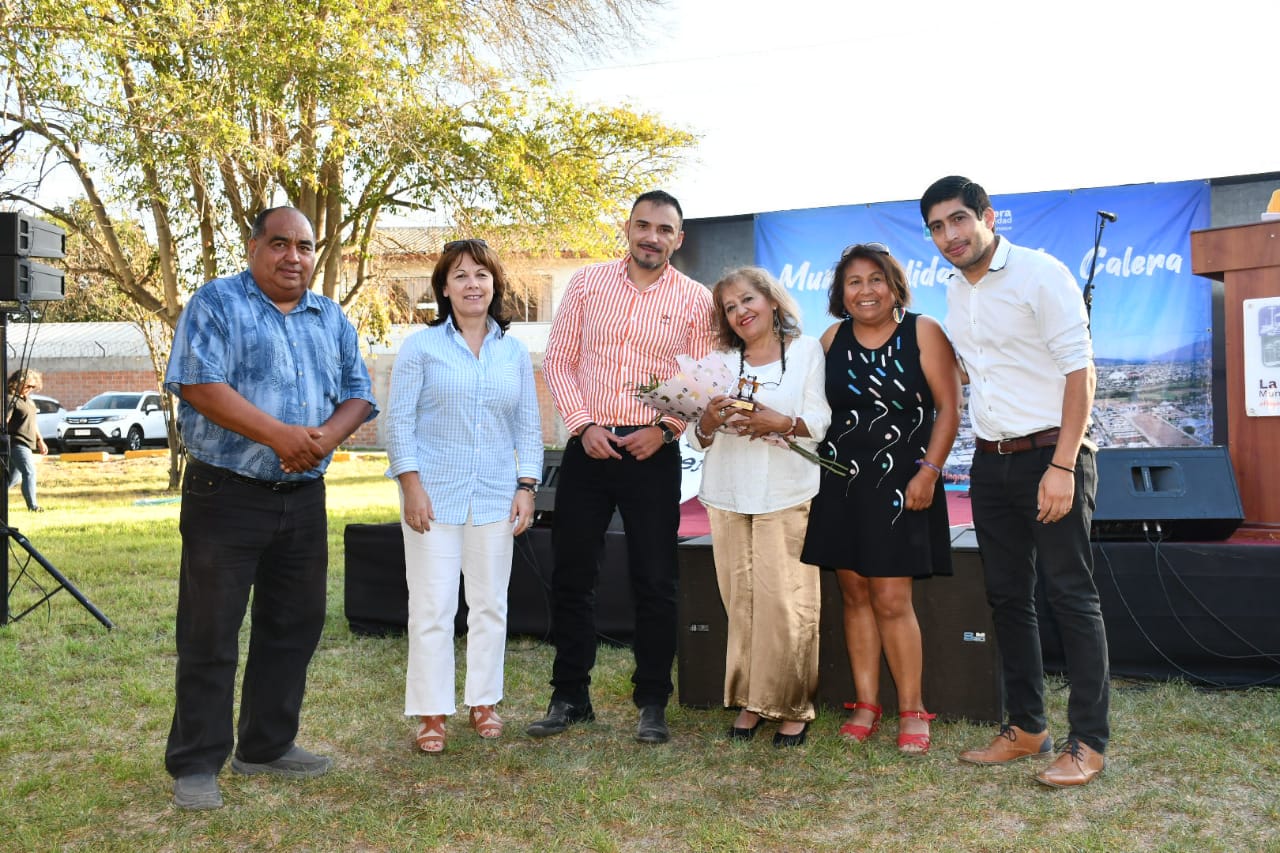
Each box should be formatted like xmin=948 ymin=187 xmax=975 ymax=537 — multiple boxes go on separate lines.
xmin=658 ymin=424 xmax=677 ymax=444
xmin=516 ymin=481 xmax=538 ymax=494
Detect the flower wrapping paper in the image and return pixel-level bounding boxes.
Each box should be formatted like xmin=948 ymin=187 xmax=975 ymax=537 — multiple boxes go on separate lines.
xmin=635 ymin=354 xmax=738 ymax=421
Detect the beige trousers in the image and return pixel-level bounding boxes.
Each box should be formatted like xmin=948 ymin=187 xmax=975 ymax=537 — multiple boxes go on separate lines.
xmin=706 ymin=502 xmax=820 ymax=722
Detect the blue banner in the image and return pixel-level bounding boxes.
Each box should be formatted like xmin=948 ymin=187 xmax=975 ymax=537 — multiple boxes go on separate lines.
xmin=756 ymin=180 xmax=1213 ymax=468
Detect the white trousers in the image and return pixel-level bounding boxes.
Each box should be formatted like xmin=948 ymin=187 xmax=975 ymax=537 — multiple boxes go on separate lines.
xmin=402 ymin=512 xmax=514 ymax=716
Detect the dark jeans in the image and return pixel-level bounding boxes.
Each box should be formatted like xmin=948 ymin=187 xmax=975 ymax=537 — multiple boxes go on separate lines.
xmin=164 ymin=462 xmax=329 ymax=778
xmin=969 ymin=444 xmax=1110 ymax=753
xmin=550 ymin=436 xmax=682 ymax=709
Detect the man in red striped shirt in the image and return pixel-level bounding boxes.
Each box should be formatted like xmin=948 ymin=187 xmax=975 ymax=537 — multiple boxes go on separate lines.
xmin=528 ymin=190 xmax=716 ymax=744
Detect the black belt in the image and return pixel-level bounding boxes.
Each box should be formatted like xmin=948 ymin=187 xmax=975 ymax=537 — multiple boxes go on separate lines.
xmin=974 ymin=428 xmax=1061 ymax=455
xmin=599 ymin=425 xmax=651 ymax=436
xmin=187 ymin=457 xmax=321 ymax=493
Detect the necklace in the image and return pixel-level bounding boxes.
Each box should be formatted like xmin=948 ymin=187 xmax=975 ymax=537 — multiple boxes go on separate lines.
xmin=737 ymin=331 xmax=788 ymax=401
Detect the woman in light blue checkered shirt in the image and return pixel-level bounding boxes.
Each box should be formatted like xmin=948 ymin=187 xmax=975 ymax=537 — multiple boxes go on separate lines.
xmin=385 ymin=239 xmax=543 ymax=754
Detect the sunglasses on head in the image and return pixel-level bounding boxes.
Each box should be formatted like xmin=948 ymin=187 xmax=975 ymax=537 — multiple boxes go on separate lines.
xmin=443 ymin=238 xmax=488 ymax=252
xmin=841 ymin=241 xmax=891 ymax=257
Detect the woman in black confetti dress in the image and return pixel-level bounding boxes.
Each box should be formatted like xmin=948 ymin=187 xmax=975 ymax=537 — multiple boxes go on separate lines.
xmin=801 ymin=242 xmax=960 ymax=755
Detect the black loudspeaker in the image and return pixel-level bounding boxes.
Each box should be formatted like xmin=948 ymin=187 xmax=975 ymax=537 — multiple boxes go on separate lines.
xmin=343 ymin=523 xmax=409 ymax=636
xmin=675 ymin=536 xmax=727 ymax=708
xmin=676 ymin=532 xmax=1004 ymax=723
xmin=1092 ymin=446 xmax=1244 ymax=541
xmin=343 ymin=523 xmax=634 ymax=641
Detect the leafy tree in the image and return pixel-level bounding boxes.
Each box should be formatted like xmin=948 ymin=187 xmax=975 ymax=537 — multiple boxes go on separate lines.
xmin=0 ymin=0 xmax=693 ymax=486
xmin=0 ymin=0 xmax=692 ymax=324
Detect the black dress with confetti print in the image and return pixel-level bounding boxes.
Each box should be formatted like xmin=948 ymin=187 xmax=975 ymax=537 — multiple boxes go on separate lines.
xmin=801 ymin=313 xmax=951 ymax=578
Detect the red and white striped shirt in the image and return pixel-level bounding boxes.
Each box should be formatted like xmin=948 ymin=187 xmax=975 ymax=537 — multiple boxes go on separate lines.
xmin=544 ymin=258 xmax=716 ymax=435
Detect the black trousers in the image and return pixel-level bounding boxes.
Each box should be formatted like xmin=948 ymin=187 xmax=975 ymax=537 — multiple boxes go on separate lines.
xmin=165 ymin=463 xmax=329 ymax=778
xmin=969 ymin=444 xmax=1110 ymax=753
xmin=549 ymin=436 xmax=682 ymax=708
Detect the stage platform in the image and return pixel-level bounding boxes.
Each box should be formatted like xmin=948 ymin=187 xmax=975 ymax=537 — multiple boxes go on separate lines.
xmin=345 ymin=493 xmax=1280 ymax=690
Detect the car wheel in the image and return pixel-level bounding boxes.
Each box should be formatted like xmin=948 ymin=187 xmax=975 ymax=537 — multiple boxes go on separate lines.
xmin=125 ymin=426 xmax=144 ymax=452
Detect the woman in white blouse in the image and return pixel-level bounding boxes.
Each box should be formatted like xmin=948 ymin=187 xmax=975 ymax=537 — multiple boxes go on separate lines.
xmin=691 ymin=267 xmax=831 ymax=747
xmin=384 ymin=239 xmax=543 ymax=753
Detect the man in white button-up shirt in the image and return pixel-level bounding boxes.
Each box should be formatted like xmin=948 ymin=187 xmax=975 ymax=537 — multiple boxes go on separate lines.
xmin=921 ymin=176 xmax=1109 ymax=789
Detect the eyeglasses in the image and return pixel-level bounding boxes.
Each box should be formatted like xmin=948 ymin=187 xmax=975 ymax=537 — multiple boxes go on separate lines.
xmin=443 ymin=238 xmax=488 ymax=252
xmin=841 ymin=241 xmax=891 ymax=257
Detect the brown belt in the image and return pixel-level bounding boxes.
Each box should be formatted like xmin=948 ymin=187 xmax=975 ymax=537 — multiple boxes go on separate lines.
xmin=974 ymin=428 xmax=1061 ymax=455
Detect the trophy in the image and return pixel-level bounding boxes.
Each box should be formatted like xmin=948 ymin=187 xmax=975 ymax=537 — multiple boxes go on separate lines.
xmin=728 ymin=374 xmax=760 ymax=412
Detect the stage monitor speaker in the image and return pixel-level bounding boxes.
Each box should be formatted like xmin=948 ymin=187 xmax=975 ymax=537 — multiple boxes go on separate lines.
xmin=677 ymin=532 xmax=1004 ymax=723
xmin=1092 ymin=446 xmax=1243 ymax=541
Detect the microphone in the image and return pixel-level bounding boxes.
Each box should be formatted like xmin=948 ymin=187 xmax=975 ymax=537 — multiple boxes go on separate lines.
xmin=1097 ymin=210 xmax=1117 ymax=223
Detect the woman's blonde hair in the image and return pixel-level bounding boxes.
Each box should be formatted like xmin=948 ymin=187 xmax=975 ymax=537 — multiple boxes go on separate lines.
xmin=710 ymin=266 xmax=802 ymax=351
xmin=7 ymin=368 xmax=42 ymax=395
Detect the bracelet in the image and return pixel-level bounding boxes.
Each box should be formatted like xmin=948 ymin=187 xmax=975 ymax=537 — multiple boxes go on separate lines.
xmin=1047 ymin=461 xmax=1075 ymax=474
xmin=694 ymin=419 xmax=714 ymax=442
xmin=783 ymin=416 xmax=798 ymax=438
xmin=915 ymin=458 xmax=942 ymax=474
xmin=577 ymin=422 xmax=597 ymax=437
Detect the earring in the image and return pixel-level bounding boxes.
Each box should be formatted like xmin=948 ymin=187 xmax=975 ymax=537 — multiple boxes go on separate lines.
xmin=892 ymin=302 xmax=906 ymax=324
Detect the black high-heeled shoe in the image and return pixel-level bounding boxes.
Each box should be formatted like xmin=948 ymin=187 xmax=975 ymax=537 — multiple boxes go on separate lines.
xmin=773 ymin=722 xmax=809 ymax=748
xmin=727 ymin=717 xmax=764 ymax=741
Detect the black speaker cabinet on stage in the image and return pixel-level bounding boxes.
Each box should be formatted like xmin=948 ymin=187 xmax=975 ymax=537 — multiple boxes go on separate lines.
xmin=676 ymin=532 xmax=1004 ymax=723
xmin=1092 ymin=446 xmax=1244 ymax=541
xmin=675 ymin=536 xmax=728 ymax=707
xmin=343 ymin=522 xmax=635 ymax=641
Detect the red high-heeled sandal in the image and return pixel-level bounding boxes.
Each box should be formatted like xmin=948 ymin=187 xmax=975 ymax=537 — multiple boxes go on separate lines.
xmin=897 ymin=709 xmax=937 ymax=755
xmin=838 ymin=702 xmax=883 ymax=742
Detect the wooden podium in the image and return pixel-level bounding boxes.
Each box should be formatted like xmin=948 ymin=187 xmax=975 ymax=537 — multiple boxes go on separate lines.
xmin=1191 ymin=220 xmax=1280 ymax=529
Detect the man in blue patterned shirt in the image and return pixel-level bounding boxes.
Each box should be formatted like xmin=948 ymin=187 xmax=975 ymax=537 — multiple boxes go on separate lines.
xmin=163 ymin=207 xmax=377 ymax=810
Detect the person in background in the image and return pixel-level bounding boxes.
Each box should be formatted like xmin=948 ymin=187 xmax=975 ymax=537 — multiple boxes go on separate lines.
xmin=6 ymin=368 xmax=49 ymax=512
xmin=164 ymin=206 xmax=376 ymax=810
xmin=384 ymin=238 xmax=543 ymax=754
xmin=801 ymin=242 xmax=960 ymax=756
xmin=921 ymin=175 xmax=1108 ymax=787
xmin=691 ymin=267 xmax=831 ymax=747
xmin=530 ymin=189 xmax=716 ymax=745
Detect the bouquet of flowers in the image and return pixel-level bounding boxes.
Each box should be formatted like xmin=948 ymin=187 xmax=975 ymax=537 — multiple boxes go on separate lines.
xmin=635 ymin=354 xmax=849 ymax=477
xmin=633 ymin=354 xmax=738 ymax=422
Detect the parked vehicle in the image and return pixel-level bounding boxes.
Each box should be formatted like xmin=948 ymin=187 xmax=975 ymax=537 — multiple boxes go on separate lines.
xmin=57 ymin=391 xmax=169 ymax=453
xmin=29 ymin=393 xmax=67 ymax=452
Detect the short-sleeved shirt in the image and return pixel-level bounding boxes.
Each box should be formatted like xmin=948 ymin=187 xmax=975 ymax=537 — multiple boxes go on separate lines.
xmin=165 ymin=269 xmax=377 ymax=481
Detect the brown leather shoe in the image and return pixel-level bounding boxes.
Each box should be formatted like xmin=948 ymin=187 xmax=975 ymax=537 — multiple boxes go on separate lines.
xmin=959 ymin=724 xmax=1053 ymax=765
xmin=1036 ymin=738 xmax=1105 ymax=788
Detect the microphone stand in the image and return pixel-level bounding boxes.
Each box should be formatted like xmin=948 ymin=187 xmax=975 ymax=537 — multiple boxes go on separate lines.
xmin=1081 ymin=212 xmax=1111 ymax=327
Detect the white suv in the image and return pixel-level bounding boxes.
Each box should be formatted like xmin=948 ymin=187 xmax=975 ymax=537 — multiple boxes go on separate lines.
xmin=57 ymin=391 xmax=169 ymax=453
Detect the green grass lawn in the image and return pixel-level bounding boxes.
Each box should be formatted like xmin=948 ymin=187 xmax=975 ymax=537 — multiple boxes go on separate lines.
xmin=1 ymin=455 xmax=1277 ymax=852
